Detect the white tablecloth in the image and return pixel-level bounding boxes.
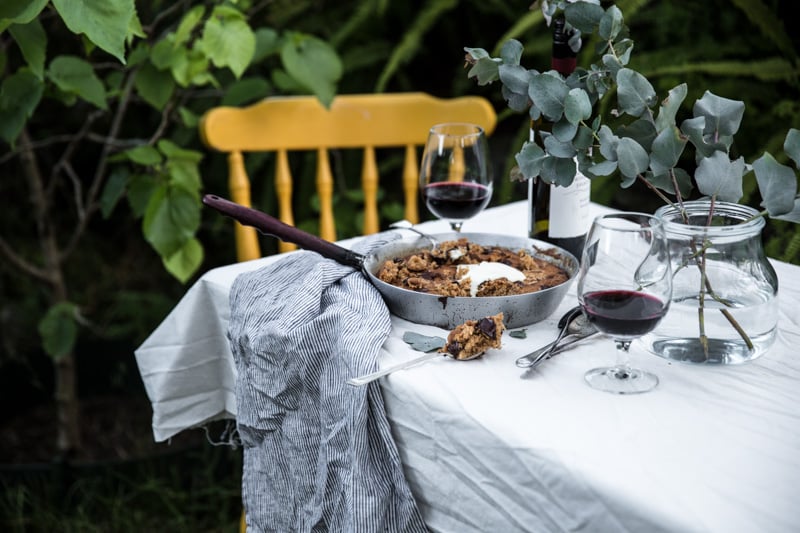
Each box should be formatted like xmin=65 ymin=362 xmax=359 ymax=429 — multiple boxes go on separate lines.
xmin=135 ymin=201 xmax=800 ymax=532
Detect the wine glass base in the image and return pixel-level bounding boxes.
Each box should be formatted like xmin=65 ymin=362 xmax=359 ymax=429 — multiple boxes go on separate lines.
xmin=584 ymin=366 xmax=659 ymax=394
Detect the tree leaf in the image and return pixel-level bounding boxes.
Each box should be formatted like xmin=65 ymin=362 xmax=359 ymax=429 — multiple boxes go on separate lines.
xmin=281 ymin=32 xmax=342 ymax=107
xmin=752 ymin=152 xmax=798 ymax=216
xmin=694 ymin=151 xmax=745 ymax=202
xmin=134 ymin=61 xmax=174 ymax=110
xmin=197 ymin=5 xmax=255 ymax=79
xmin=9 ymin=19 xmax=46 ymax=79
xmin=0 ymin=0 xmax=49 ymax=24
xmin=47 ymin=55 xmax=107 ymax=110
xmin=51 ymin=0 xmax=134 ymax=63
xmin=100 ymin=166 xmax=129 ymax=219
xmin=163 ymin=238 xmax=204 ymax=284
xmin=123 ymin=145 xmax=162 ymax=166
xmin=142 ymin=185 xmax=200 ymax=258
xmin=38 ymin=302 xmax=78 ymax=360
xmin=0 ymin=68 xmax=43 ymax=144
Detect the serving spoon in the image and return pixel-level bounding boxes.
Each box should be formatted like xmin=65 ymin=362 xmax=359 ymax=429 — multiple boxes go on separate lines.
xmin=347 ymin=347 xmax=484 ymax=387
xmin=389 ymin=220 xmax=439 ymax=249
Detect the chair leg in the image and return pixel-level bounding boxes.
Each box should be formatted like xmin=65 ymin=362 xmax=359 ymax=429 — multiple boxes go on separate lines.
xmin=240 ymin=509 xmax=246 ymax=532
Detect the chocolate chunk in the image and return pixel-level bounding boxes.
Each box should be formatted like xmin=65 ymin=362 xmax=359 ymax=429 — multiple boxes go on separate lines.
xmin=477 ymin=317 xmax=497 ymax=339
xmin=446 ymin=341 xmax=462 ymax=357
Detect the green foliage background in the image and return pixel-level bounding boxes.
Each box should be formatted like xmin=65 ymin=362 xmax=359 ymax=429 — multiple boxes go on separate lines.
xmin=1 ymin=0 xmax=798 ymax=455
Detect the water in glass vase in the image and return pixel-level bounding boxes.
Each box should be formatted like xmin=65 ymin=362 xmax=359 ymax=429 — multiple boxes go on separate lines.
xmin=641 ymin=286 xmax=778 ymax=364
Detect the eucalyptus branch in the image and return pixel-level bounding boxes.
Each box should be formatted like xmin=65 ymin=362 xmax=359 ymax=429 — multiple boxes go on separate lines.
xmin=636 ymin=174 xmax=676 ymax=206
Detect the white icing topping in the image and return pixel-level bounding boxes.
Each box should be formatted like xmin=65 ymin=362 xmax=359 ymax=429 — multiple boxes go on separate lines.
xmin=449 ymin=249 xmax=464 ymax=260
xmin=458 ymin=262 xmax=526 ymax=297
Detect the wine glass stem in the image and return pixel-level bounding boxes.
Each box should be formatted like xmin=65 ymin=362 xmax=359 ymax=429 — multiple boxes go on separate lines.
xmin=450 ymin=221 xmax=463 ymax=232
xmin=613 ymin=340 xmax=633 ymax=379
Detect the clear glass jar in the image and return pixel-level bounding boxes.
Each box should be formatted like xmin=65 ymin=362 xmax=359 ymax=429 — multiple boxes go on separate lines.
xmin=641 ymin=201 xmax=779 ymax=364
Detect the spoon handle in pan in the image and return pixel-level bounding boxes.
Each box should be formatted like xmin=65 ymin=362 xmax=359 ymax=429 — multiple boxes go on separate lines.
xmin=347 ymin=351 xmax=444 ymax=387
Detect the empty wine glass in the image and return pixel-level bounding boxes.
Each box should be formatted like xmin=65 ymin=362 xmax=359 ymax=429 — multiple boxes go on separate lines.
xmin=419 ymin=123 xmax=492 ymax=232
xmin=577 ymin=213 xmax=672 ymax=394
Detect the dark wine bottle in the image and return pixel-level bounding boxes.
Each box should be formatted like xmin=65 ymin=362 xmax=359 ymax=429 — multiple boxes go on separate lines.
xmin=528 ymin=15 xmax=591 ymax=261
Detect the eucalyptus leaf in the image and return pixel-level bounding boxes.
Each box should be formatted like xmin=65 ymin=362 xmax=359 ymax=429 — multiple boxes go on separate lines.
xmin=784 ymin=128 xmax=800 ymax=167
xmin=694 ymin=152 xmax=745 ymax=202
xmin=529 ymin=73 xmax=568 ymax=121
xmin=616 ymin=137 xmax=649 ymax=179
xmin=597 ymin=124 xmax=620 ymax=161
xmin=515 ymin=141 xmax=546 ymax=180
xmin=499 ymin=39 xmax=523 ymax=65
xmin=752 ymin=152 xmax=798 ymax=216
xmin=598 ymin=4 xmax=624 ymax=40
xmin=564 ymin=1 xmax=605 ymax=34
xmin=649 ymin=125 xmax=687 ymax=175
xmin=693 ymin=91 xmax=745 ymax=138
xmin=403 ymin=331 xmax=445 ymax=353
xmin=589 ymin=159 xmax=617 ymax=176
xmin=564 ymin=88 xmax=591 ymax=124
xmin=544 ymin=134 xmax=577 ymax=158
xmin=616 ymin=68 xmax=656 ymax=117
xmin=541 ymin=155 xmax=577 ymax=187
xmin=654 ymin=83 xmax=688 ymax=133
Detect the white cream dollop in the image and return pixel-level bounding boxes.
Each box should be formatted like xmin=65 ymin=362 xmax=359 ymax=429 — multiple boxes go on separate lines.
xmin=458 ymin=261 xmax=526 ymax=297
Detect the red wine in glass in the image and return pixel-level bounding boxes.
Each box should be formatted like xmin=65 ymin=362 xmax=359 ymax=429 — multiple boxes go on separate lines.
xmin=577 ymin=212 xmax=672 ymax=394
xmin=422 ymin=182 xmax=491 ymax=221
xmin=581 ymin=290 xmax=667 ymax=338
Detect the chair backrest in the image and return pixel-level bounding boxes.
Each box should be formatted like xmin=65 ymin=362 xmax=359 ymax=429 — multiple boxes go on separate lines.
xmin=200 ymin=92 xmax=497 ymax=261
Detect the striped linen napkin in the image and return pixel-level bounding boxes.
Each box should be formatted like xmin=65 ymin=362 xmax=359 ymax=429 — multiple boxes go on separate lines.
xmin=227 ymin=233 xmax=426 ymax=532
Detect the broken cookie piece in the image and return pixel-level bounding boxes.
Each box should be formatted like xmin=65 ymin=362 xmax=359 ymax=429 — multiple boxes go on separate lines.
xmin=440 ymin=312 xmax=505 ymax=360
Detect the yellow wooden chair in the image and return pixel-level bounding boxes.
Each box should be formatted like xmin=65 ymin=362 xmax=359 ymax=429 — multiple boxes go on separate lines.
xmin=199 ymin=92 xmax=497 ymax=262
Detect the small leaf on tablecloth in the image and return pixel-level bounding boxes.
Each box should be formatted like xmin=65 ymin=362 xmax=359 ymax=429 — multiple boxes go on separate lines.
xmin=509 ymin=329 xmax=527 ymax=339
xmin=403 ymin=331 xmax=446 ymax=352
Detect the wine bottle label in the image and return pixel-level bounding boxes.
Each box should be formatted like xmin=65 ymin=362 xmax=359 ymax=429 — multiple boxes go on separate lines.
xmin=547 ymin=171 xmax=591 ymax=238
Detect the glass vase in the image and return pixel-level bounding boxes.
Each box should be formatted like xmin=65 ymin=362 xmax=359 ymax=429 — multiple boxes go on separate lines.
xmin=641 ymin=201 xmax=779 ymax=364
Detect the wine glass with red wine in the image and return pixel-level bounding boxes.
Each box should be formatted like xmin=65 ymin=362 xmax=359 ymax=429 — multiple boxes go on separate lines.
xmin=577 ymin=213 xmax=672 ymax=394
xmin=419 ymin=123 xmax=492 ymax=232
